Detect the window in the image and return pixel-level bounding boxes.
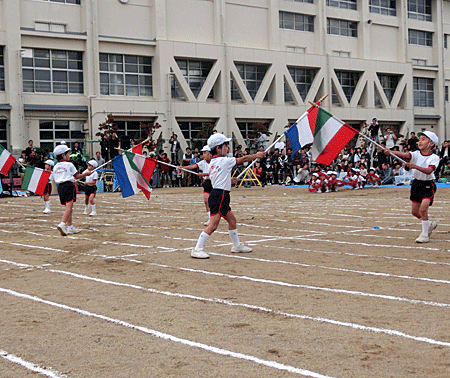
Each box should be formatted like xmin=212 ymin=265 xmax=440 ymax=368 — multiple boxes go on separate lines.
xmin=286 ymin=67 xmax=316 ymax=102
xmin=100 ymin=54 xmax=152 ymax=97
xmin=279 ymin=12 xmax=314 ymax=32
xmin=0 ymin=47 xmax=4 ymax=91
xmin=333 ymin=70 xmax=359 ymax=104
xmin=332 ymin=51 xmax=350 ymax=57
xmin=231 ymin=63 xmax=268 ymax=101
xmin=412 ymin=58 xmax=427 ymax=66
xmin=237 ymin=122 xmax=270 ymax=141
xmin=35 ymin=22 xmax=66 ymax=33
xmin=36 ymin=0 xmax=80 ymax=4
xmin=445 ymin=35 xmax=448 ymax=49
xmin=408 ymin=0 xmax=431 ymax=22
xmin=39 ymin=121 xmax=84 ymax=151
xmin=111 ymin=120 xmax=153 ymax=141
xmin=327 ymin=18 xmax=358 ymax=38
xmin=172 ymin=59 xmax=214 ymax=99
xmin=445 ymin=86 xmax=448 ymax=102
xmin=288 ymin=0 xmax=313 ymax=3
xmin=408 ymin=29 xmax=432 ymax=47
xmin=286 ymin=46 xmax=306 ymax=53
xmin=327 ymin=0 xmax=357 ymax=10
xmin=0 ymin=120 xmax=6 ymax=148
xmin=178 ymin=121 xmax=212 ymax=148
xmin=413 ymin=77 xmax=434 ymax=107
xmin=376 ymin=74 xmax=400 ymax=105
xmin=22 ymin=49 xmax=83 ymax=94
xmin=369 ymin=0 xmax=396 ymax=15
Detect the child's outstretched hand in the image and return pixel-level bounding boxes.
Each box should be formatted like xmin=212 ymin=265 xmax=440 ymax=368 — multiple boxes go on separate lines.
xmin=231 ymin=177 xmax=238 ymax=185
xmin=255 ymin=151 xmax=266 ymax=159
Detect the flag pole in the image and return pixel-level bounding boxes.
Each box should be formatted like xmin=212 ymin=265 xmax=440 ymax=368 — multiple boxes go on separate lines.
xmin=358 ymin=133 xmax=408 ymax=164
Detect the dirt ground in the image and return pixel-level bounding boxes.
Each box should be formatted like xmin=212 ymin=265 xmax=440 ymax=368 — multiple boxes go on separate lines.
xmin=0 ymin=185 xmax=449 ymax=378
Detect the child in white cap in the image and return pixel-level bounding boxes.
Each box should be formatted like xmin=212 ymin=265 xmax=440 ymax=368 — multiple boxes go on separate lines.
xmin=384 ymin=130 xmax=440 ymax=243
xmin=53 ymin=145 xmax=92 ymax=236
xmin=83 ymin=160 xmax=99 ymax=216
xmin=191 ymin=134 xmax=266 ymax=259
xmin=42 ymin=159 xmax=54 ymax=214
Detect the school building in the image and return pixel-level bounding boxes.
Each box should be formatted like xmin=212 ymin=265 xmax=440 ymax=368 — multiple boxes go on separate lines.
xmin=0 ymin=0 xmax=450 ymax=155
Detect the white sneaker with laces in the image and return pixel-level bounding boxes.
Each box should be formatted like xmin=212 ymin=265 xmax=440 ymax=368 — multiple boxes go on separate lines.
xmin=89 ymin=211 xmax=97 ymax=216
xmin=231 ymin=243 xmax=252 ymax=253
xmin=67 ymin=227 xmax=81 ymax=235
xmin=57 ymin=223 xmax=68 ymax=236
xmin=43 ymin=208 xmax=51 ymax=214
xmin=415 ymin=233 xmax=429 ymax=243
xmin=191 ymin=248 xmax=210 ymax=259
xmin=428 ymin=221 xmax=437 ymax=237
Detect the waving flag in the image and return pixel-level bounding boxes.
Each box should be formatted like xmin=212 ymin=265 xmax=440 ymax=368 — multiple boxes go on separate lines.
xmin=284 ymin=104 xmax=318 ymax=156
xmin=311 ymin=107 xmax=359 ymax=165
xmin=21 ymin=166 xmax=51 ymax=196
xmin=112 ymin=151 xmax=156 ymax=200
xmin=131 ymin=141 xmax=143 ymax=155
xmin=0 ymin=145 xmax=16 ymax=175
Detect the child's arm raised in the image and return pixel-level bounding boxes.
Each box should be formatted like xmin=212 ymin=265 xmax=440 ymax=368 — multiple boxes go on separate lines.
xmin=236 ymin=151 xmax=266 ymax=165
xmin=74 ymin=171 xmax=92 ymax=180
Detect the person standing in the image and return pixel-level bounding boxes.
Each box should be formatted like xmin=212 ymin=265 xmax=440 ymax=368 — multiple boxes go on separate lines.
xmin=384 ymin=131 xmax=440 ymax=243
xmin=169 ymin=134 xmax=181 ymax=164
xmin=407 ymin=132 xmax=419 ymax=152
xmin=257 ymin=131 xmax=267 ymax=150
xmin=191 ymin=134 xmax=265 ymax=259
xmin=368 ymin=118 xmax=380 ymax=143
xmin=109 ymin=133 xmax=120 ymax=159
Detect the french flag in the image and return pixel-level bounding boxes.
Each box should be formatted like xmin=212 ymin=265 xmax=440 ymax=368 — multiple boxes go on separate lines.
xmin=112 ymin=151 xmax=156 ymax=200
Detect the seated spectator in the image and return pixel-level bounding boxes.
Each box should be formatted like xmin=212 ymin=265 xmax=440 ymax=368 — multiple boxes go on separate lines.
xmin=94 ymin=151 xmax=105 ymax=167
xmin=379 ymin=162 xmax=394 ymax=185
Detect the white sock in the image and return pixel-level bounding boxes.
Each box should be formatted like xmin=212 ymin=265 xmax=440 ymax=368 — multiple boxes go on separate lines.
xmin=194 ymin=231 xmax=210 ymax=250
xmin=85 ymin=204 xmax=89 ymax=210
xmin=421 ymin=220 xmax=429 ymax=236
xmin=91 ymin=204 xmax=96 ymax=212
xmin=207 ymin=211 xmax=210 ymax=217
xmin=59 ymin=222 xmax=66 ymax=227
xmin=228 ymin=229 xmax=241 ymax=248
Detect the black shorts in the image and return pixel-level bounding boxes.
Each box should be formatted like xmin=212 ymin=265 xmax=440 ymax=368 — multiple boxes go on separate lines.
xmin=410 ymin=179 xmax=436 ymax=205
xmin=208 ymin=189 xmax=231 ymax=218
xmin=58 ymin=181 xmax=76 ymax=205
xmin=43 ymin=182 xmax=52 ymax=196
xmin=202 ymin=179 xmax=213 ymax=194
xmin=84 ymin=185 xmax=97 ymax=197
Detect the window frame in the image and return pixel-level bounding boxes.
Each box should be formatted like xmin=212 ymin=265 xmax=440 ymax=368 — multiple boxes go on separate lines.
xmin=326 ymin=0 xmax=357 ymax=10
xmin=172 ymin=59 xmax=214 ymax=99
xmin=408 ymin=0 xmax=432 ymax=22
xmin=408 ymin=29 xmax=433 ymax=47
xmin=327 ymin=18 xmax=358 ymax=38
xmin=285 ymin=66 xmax=316 ymax=102
xmin=369 ymin=0 xmax=396 ymax=16
xmin=279 ymin=11 xmax=315 ymax=33
xmin=413 ymin=77 xmax=434 ymax=108
xmin=231 ymin=63 xmax=269 ymax=101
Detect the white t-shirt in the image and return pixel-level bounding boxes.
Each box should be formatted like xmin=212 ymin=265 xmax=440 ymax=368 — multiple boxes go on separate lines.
xmin=83 ymin=169 xmax=98 ymax=185
xmin=409 ymin=150 xmax=440 ymax=181
xmin=208 ymin=156 xmax=237 ymax=191
xmin=196 ymin=159 xmax=210 ymax=174
xmin=274 ymin=141 xmax=285 ymax=151
xmin=385 ymin=133 xmax=396 ymax=149
xmin=47 ymin=172 xmax=54 ymax=183
xmin=53 ymin=161 xmax=77 ymax=183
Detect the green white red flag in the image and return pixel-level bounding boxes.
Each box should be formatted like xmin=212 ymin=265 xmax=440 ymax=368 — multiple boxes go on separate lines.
xmin=0 ymin=144 xmax=16 ymax=175
xmin=310 ymin=107 xmax=359 ymax=165
xmin=21 ymin=166 xmax=51 ymax=196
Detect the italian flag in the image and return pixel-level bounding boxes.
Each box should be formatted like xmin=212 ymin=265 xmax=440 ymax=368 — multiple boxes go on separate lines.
xmin=131 ymin=142 xmax=143 ymax=155
xmin=310 ymin=108 xmax=359 ymax=166
xmin=0 ymin=144 xmax=16 ymax=175
xmin=21 ymin=166 xmax=51 ymax=196
xmin=112 ymin=150 xmax=156 ymax=200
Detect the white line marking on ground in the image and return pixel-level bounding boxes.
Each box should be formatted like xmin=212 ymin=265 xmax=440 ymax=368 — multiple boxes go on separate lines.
xmin=0 ymin=287 xmax=336 ymax=378
xmin=0 ymin=349 xmax=69 ymax=378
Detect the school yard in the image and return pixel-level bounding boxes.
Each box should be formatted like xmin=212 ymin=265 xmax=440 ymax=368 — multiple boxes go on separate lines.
xmin=0 ymin=186 xmax=449 ymax=378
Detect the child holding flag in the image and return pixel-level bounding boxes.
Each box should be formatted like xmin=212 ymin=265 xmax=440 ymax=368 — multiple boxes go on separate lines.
xmin=191 ymin=134 xmax=265 ymax=259
xmin=384 ymin=131 xmax=440 ymax=243
xmin=42 ymin=159 xmax=54 ymax=214
xmin=53 ymin=145 xmax=92 ymax=236
xmin=83 ymin=160 xmax=99 ymax=216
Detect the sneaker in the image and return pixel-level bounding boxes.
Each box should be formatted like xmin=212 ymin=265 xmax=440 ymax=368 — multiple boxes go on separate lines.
xmin=89 ymin=211 xmax=97 ymax=216
xmin=415 ymin=233 xmax=429 ymax=243
xmin=43 ymin=208 xmax=51 ymax=214
xmin=83 ymin=208 xmax=89 ymax=215
xmin=57 ymin=223 xmax=68 ymax=236
xmin=231 ymin=243 xmax=252 ymax=253
xmin=191 ymin=248 xmax=210 ymax=259
xmin=428 ymin=221 xmax=437 ymax=237
xmin=67 ymin=227 xmax=81 ymax=235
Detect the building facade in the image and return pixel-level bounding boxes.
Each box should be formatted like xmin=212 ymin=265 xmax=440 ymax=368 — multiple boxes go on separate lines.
xmin=0 ymin=0 xmax=449 ymax=155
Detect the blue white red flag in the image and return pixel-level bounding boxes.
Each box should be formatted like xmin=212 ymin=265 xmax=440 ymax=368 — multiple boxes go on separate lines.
xmin=112 ymin=151 xmax=156 ymax=200
xmin=284 ymin=104 xmax=318 ymax=156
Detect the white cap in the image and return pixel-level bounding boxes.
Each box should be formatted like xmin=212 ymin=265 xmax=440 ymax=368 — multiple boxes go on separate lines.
xmin=326 ymin=170 xmax=333 ymax=175
xmin=333 ymin=171 xmax=338 ymax=176
xmin=44 ymin=159 xmax=54 ymax=167
xmin=312 ymin=172 xmax=319 ymax=177
xmin=18 ymin=158 xmax=24 ymax=163
xmin=418 ymin=131 xmax=439 ymax=146
xmin=201 ymin=145 xmax=211 ymax=152
xmin=60 ymin=140 xmax=66 ymax=145
xmin=87 ymin=160 xmax=98 ymax=168
xmin=207 ymin=134 xmax=232 ymax=149
xmin=53 ymin=145 xmax=70 ymax=155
